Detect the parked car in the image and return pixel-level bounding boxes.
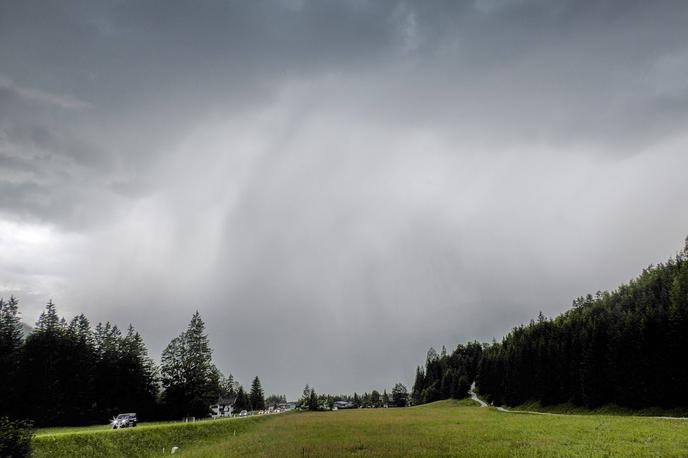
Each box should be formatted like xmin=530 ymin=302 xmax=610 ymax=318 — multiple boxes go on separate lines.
xmin=112 ymin=413 xmax=137 ymax=429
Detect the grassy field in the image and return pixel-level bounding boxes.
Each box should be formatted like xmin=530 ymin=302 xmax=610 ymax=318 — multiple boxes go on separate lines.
xmin=32 ymin=415 xmax=271 ymax=458
xmin=33 ymin=400 xmax=688 ymax=457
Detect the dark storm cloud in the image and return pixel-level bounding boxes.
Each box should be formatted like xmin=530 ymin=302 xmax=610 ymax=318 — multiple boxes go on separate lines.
xmin=2 ymin=0 xmax=688 ymax=398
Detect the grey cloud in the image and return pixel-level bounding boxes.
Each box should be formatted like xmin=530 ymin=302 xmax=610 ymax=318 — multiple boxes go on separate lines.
xmin=0 ymin=77 xmax=91 ymax=110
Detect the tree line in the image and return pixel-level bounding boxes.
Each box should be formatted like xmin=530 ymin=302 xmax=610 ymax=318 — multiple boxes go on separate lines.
xmin=0 ymin=300 xmax=269 ymax=426
xmin=412 ymin=238 xmax=688 ymax=411
xmin=297 ymin=383 xmax=410 ymax=410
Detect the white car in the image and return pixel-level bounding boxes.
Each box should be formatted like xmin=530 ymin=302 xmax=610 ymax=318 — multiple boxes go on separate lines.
xmin=239 ymin=410 xmax=248 ymax=417
xmin=112 ymin=413 xmax=137 ymax=429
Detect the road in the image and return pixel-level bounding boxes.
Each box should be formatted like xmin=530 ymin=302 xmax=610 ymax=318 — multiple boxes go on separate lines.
xmin=469 ymin=383 xmax=488 ymax=407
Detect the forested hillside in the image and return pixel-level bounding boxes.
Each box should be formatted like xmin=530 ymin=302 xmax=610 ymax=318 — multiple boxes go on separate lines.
xmin=414 ymin=238 xmax=688 ymax=410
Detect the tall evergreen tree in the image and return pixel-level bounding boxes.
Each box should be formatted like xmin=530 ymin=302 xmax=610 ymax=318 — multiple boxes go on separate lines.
xmin=226 ymin=374 xmax=238 ymax=397
xmin=411 ymin=366 xmax=425 ymax=405
xmin=18 ymin=301 xmax=69 ymax=425
xmin=233 ymin=386 xmax=250 ymax=411
xmin=35 ymin=300 xmax=60 ymax=333
xmin=161 ymin=311 xmax=219 ymax=418
xmin=249 ymin=376 xmax=265 ymax=410
xmin=61 ymin=314 xmax=97 ymax=423
xmin=117 ymin=325 xmax=158 ymax=418
xmin=93 ymin=322 xmax=126 ymax=421
xmin=0 ymin=297 xmax=23 ymax=351
xmin=0 ymin=297 xmax=23 ymax=417
xmin=300 ymin=384 xmax=311 ymax=409
xmin=308 ymin=387 xmax=319 ymax=411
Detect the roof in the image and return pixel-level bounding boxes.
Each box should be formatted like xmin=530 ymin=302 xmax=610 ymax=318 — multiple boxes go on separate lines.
xmin=218 ymin=395 xmax=237 ymax=405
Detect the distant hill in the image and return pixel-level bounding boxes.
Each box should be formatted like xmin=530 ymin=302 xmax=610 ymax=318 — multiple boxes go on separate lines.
xmin=21 ymin=322 xmax=33 ymax=338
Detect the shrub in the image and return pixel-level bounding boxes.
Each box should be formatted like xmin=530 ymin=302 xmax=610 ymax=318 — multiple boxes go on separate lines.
xmin=0 ymin=417 xmax=34 ymax=458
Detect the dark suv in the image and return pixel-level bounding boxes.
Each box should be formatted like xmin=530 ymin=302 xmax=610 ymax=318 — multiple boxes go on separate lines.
xmin=112 ymin=413 xmax=137 ymax=429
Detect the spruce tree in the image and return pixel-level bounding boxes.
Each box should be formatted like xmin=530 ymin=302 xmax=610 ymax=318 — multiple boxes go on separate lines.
xmin=161 ymin=311 xmax=219 ymax=418
xmin=411 ymin=366 xmax=425 ymax=405
xmin=19 ymin=301 xmax=69 ymax=425
xmin=300 ymin=384 xmax=311 ymax=408
xmin=308 ymin=387 xmax=318 ymax=411
xmin=0 ymin=297 xmax=23 ymax=351
xmin=217 ymin=372 xmax=238 ymax=400
xmin=249 ymin=376 xmax=265 ymax=410
xmin=226 ymin=374 xmax=238 ymax=397
xmin=234 ymin=386 xmax=250 ymax=411
xmin=93 ymin=322 xmax=125 ymax=420
xmin=36 ymin=300 xmax=61 ymax=333
xmin=119 ymin=325 xmax=158 ymax=418
xmin=62 ymin=314 xmax=97 ymax=423
xmin=0 ymin=297 xmax=23 ymax=416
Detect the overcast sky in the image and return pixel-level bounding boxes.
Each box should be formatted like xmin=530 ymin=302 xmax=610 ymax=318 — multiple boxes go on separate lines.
xmin=2 ymin=0 xmax=688 ymax=399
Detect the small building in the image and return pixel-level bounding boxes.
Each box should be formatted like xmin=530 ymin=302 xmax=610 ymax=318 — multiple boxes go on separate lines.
xmin=211 ymin=395 xmax=236 ymax=418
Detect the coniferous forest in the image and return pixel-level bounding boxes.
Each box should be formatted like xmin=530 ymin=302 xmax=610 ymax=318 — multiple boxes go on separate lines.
xmin=0 ymin=301 xmax=265 ymax=427
xmin=414 ymin=238 xmax=688 ymax=411
xmin=0 ymin=300 xmax=159 ymax=426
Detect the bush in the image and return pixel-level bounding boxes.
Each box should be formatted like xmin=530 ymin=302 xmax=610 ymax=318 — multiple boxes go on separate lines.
xmin=0 ymin=417 xmax=34 ymax=458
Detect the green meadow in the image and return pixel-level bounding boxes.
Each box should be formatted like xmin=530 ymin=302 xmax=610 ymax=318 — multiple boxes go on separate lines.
xmin=33 ymin=400 xmax=688 ymax=457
